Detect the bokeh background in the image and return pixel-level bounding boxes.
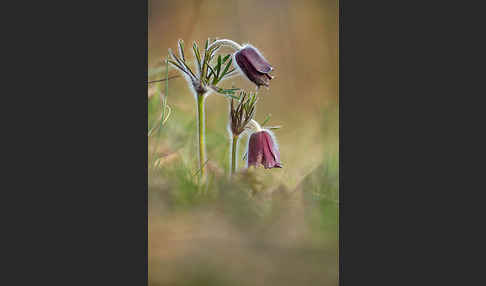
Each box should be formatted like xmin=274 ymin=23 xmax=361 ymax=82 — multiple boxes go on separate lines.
xmin=148 ymin=0 xmax=338 ymax=285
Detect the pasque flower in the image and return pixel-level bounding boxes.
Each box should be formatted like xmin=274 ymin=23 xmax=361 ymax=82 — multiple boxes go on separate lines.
xmin=197 ymin=39 xmax=273 ymax=88
xmin=247 ymin=129 xmax=282 ymax=169
xmin=234 ymin=45 xmax=274 ymax=88
xmin=164 ymin=38 xmax=277 ymax=178
xmin=167 ymin=38 xmax=242 ymax=179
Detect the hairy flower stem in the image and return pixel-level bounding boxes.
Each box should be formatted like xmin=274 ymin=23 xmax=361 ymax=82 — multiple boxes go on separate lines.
xmin=250 ymin=119 xmax=263 ymax=132
xmin=231 ymin=134 xmax=239 ymax=175
xmin=197 ymin=94 xmax=206 ymax=179
xmin=208 ymin=39 xmax=242 ymax=52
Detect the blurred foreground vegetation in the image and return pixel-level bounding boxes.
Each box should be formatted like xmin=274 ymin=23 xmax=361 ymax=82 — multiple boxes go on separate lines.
xmin=148 ymin=75 xmax=338 ymax=286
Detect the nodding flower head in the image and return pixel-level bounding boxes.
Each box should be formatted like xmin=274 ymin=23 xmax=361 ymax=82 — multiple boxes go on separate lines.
xmin=247 ymin=130 xmax=282 ymax=169
xmin=235 ymin=45 xmax=274 ymax=88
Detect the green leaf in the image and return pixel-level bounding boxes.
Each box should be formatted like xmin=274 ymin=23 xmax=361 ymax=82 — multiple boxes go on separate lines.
xmin=212 ymin=55 xmax=222 ymax=85
xmin=222 ymin=54 xmax=230 ymax=63
xmin=211 ymin=86 xmax=241 ymax=99
xmin=251 ymin=93 xmax=258 ymax=105
xmin=261 ymin=114 xmax=272 ymax=126
xmin=217 ymin=55 xmax=222 ymax=72
xmin=192 ymin=42 xmax=201 ymax=73
xmin=223 ymin=68 xmax=237 ymax=79
xmin=168 ymin=48 xmax=196 ymax=79
xmin=209 ymin=45 xmax=221 ymax=57
xmin=168 ymin=48 xmax=182 ymax=67
xmin=201 ymin=39 xmax=211 ymax=80
xmin=178 ymin=39 xmax=185 ymax=62
xmin=167 ymin=59 xmax=186 ymax=74
xmin=207 ymin=65 xmax=216 ymax=82
xmin=223 ymin=93 xmax=241 ymax=100
xmin=171 ymin=45 xmax=196 ymax=79
xmin=220 ymin=58 xmax=233 ymax=80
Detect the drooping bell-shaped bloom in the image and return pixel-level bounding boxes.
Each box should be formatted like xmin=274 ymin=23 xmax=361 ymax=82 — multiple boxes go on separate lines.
xmin=247 ymin=130 xmax=282 ymax=169
xmin=234 ymin=45 xmax=274 ymax=88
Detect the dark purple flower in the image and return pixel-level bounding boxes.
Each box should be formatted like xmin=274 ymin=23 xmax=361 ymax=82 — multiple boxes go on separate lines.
xmin=234 ymin=45 xmax=273 ymax=88
xmin=247 ymin=130 xmax=282 ymax=169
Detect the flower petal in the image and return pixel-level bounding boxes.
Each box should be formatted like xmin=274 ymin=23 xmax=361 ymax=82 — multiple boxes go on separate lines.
xmin=247 ymin=131 xmax=282 ymax=169
xmin=239 ymin=46 xmax=273 ymax=74
xmin=263 ymin=132 xmax=282 ymax=168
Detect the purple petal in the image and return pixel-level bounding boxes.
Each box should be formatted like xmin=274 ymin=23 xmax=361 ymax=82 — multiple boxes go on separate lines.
xmin=235 ymin=46 xmax=274 ymax=88
xmin=239 ymin=46 xmax=273 ymax=74
xmin=248 ymin=131 xmax=263 ymax=167
xmin=262 ymin=132 xmax=282 ymax=168
xmin=247 ymin=131 xmax=282 ymax=169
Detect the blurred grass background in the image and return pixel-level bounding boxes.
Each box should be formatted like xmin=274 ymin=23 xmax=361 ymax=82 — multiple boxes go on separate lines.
xmin=148 ymin=0 xmax=338 ymax=285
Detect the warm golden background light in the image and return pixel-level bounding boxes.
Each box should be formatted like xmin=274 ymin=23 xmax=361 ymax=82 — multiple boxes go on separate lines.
xmin=148 ymin=0 xmax=338 ymax=284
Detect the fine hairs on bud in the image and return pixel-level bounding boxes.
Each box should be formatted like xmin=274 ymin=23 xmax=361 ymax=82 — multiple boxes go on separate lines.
xmin=231 ymin=44 xmax=247 ymax=86
xmin=263 ymin=128 xmax=280 ymax=152
xmin=241 ymin=43 xmax=271 ymax=65
xmin=208 ymin=39 xmax=243 ymax=51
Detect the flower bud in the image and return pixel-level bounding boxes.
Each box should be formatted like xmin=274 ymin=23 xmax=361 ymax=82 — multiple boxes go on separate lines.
xmin=234 ymin=45 xmax=273 ymax=88
xmin=247 ymin=130 xmax=282 ymax=169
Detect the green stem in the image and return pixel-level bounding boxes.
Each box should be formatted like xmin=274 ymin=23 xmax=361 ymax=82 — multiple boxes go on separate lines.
xmin=231 ymin=135 xmax=239 ymax=175
xmin=197 ymin=94 xmax=206 ymax=178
